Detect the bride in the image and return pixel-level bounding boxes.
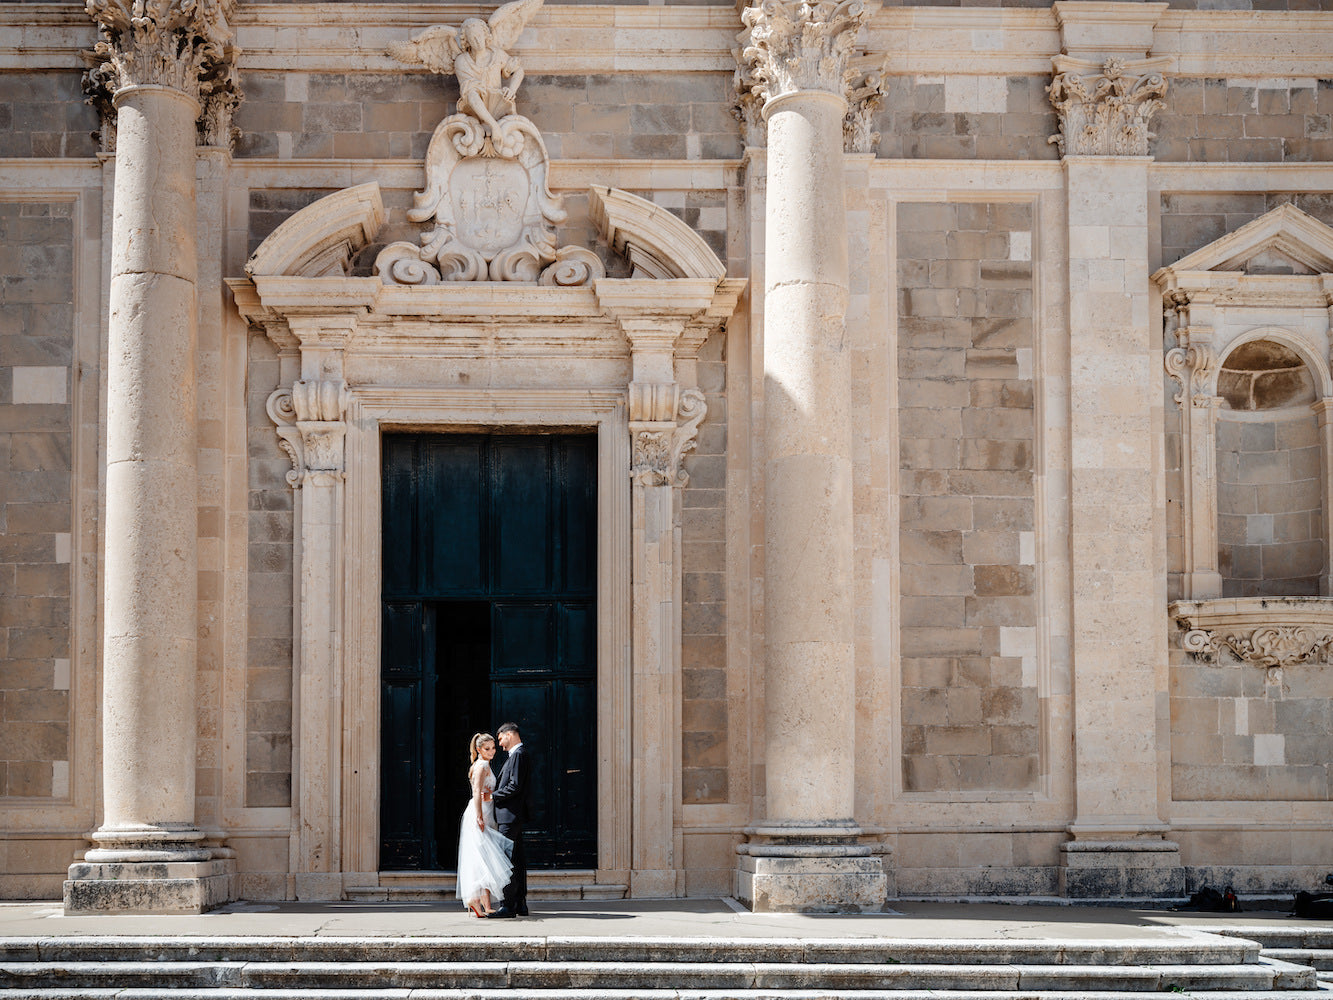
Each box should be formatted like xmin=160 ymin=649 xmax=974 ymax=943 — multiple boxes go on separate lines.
xmin=456 ymin=732 xmax=514 ymax=917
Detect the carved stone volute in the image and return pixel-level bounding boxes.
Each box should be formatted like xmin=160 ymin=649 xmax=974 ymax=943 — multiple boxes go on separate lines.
xmin=631 ymin=388 xmax=708 ymax=488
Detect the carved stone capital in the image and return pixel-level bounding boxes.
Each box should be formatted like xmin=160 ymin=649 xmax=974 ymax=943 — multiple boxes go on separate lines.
xmin=736 ymin=0 xmax=880 ymax=106
xmin=843 ymin=54 xmax=886 ymax=153
xmin=630 ymin=388 xmax=707 ymax=488
xmin=1047 ymin=56 xmax=1168 ymax=157
xmin=85 ymin=0 xmax=237 ymax=104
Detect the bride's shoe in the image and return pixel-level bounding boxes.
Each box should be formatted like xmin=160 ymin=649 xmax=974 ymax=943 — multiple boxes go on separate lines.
xmin=467 ymin=903 xmax=485 ymax=918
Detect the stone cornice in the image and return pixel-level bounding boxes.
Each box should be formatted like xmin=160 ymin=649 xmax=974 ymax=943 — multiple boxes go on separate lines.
xmin=7 ymin=6 xmax=1333 ymax=78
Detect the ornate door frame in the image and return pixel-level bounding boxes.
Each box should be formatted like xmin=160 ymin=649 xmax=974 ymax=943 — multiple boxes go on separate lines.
xmin=231 ymin=183 xmax=744 ymax=897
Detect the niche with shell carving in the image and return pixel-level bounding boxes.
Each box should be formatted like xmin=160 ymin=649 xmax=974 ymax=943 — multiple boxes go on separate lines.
xmin=1214 ymin=339 xmax=1325 ymax=598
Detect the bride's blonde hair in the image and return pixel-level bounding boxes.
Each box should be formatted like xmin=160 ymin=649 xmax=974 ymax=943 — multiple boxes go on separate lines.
xmin=469 ymin=732 xmax=495 ymax=764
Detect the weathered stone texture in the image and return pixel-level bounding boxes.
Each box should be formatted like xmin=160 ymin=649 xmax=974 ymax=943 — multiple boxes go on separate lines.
xmin=234 ymin=71 xmax=742 ymax=162
xmin=1171 ymin=644 xmax=1333 ymax=800
xmin=246 ymin=334 xmax=293 ymax=809
xmin=1153 ymin=80 xmax=1333 ymax=162
xmin=873 ymin=76 xmax=1057 ymax=160
xmin=0 ymin=74 xmax=98 ymax=159
xmin=1162 ymin=192 xmax=1333 ymax=266
xmin=681 ymin=332 xmax=727 ymax=805
xmin=897 ymin=200 xmax=1039 ymax=794
xmin=881 ymin=0 xmax=1321 ymax=5
xmin=1216 ymin=412 xmax=1324 ymax=597
xmin=0 ymin=201 xmax=74 ymax=799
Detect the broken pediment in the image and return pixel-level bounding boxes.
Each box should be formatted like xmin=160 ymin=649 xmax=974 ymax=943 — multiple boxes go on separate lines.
xmin=245 ymin=183 xmax=385 ymax=279
xmin=1158 ymin=204 xmax=1333 ymax=279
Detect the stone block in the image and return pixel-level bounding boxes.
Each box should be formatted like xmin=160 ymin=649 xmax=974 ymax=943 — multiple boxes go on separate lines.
xmin=737 ymin=854 xmax=888 ymax=914
xmin=64 ymin=859 xmax=236 ymax=914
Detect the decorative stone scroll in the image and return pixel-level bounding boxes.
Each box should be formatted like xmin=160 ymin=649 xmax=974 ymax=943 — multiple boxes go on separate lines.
xmin=1047 ymin=57 xmax=1168 ymax=157
xmin=843 ymin=54 xmax=886 ymax=154
xmin=1164 ymin=340 xmax=1217 ymax=410
xmin=1172 ymin=598 xmax=1333 ymax=681
xmin=736 ymin=0 xmax=880 ymax=104
xmin=266 ymin=378 xmax=350 ymax=485
xmin=379 ymin=0 xmax=603 ymax=286
xmin=630 ymin=388 xmax=708 ymax=488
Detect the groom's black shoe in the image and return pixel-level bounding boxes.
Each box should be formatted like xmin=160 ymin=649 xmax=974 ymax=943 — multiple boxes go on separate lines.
xmin=516 ymin=905 xmax=529 ymax=916
xmin=486 ymin=906 xmax=517 ymax=918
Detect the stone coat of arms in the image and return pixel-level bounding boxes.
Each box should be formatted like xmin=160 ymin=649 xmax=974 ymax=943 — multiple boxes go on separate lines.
xmin=378 ymin=0 xmax=602 ymax=285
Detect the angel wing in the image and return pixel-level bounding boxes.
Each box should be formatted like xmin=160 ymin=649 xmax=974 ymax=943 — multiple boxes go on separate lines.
xmin=487 ymin=0 xmax=544 ymax=53
xmin=388 ymin=24 xmax=462 ymax=76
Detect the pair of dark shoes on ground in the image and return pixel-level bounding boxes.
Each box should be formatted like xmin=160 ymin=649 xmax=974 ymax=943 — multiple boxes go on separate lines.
xmin=485 ymin=904 xmax=529 ymax=918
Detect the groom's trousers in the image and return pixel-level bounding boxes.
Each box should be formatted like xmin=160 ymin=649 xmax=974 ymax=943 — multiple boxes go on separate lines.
xmin=497 ymin=819 xmax=527 ymax=911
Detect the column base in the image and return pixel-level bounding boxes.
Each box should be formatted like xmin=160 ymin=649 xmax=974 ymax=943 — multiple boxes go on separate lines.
xmin=735 ymin=823 xmax=891 ymax=913
xmin=1059 ymin=840 xmax=1184 ymax=898
xmin=64 ymin=858 xmax=236 ymax=914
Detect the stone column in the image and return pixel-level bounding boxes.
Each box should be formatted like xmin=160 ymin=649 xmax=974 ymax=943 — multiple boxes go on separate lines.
xmin=735 ymin=0 xmax=887 ymax=912
xmin=1048 ymin=3 xmax=1184 ymax=897
xmin=65 ymin=0 xmax=238 ymax=913
xmin=600 ymin=281 xmax=719 ymax=899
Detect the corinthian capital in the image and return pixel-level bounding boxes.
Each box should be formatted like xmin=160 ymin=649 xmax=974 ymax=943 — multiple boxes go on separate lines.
xmin=1047 ymin=56 xmax=1168 ymax=157
xmin=736 ymin=0 xmax=880 ymax=106
xmin=86 ymin=0 xmax=237 ymax=102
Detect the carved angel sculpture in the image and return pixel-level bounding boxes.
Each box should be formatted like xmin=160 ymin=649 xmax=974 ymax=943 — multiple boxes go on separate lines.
xmin=389 ymin=0 xmax=544 ymax=135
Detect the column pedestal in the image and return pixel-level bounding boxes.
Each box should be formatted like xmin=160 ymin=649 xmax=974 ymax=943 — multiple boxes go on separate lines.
xmin=1059 ymin=839 xmax=1184 ymax=899
xmin=737 ymin=823 xmax=887 ymax=913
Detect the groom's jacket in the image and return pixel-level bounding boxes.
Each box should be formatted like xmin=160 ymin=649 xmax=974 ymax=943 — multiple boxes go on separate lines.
xmin=493 ymin=744 xmax=532 ymax=825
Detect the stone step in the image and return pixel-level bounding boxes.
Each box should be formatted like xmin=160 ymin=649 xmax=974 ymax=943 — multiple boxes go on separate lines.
xmin=1 ymin=991 xmax=1330 ymax=1000
xmin=348 ymin=872 xmax=627 ymax=903
xmin=0 ymin=959 xmax=1308 ymax=992
xmin=0 ymin=935 xmax=1263 ymax=966
xmin=1266 ymin=949 xmax=1333 ymax=971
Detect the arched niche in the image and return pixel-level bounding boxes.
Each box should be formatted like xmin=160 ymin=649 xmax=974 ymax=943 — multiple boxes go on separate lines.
xmin=1157 ymin=206 xmax=1333 ymax=669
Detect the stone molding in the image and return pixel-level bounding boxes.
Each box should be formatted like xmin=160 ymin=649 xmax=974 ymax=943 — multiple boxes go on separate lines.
xmin=1172 ymin=598 xmax=1333 ymax=679
xmin=589 ymin=186 xmax=726 ymax=282
xmin=736 ymin=0 xmax=880 ymax=107
xmin=83 ymin=0 xmax=241 ymax=143
xmin=1047 ymin=56 xmax=1168 ymax=157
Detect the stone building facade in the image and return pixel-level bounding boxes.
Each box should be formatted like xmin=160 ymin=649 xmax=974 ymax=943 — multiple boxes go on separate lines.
xmin=2 ymin=0 xmax=1333 ymax=912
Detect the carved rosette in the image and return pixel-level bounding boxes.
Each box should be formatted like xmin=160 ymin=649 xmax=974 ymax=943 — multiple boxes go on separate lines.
xmin=736 ymin=0 xmax=879 ymax=106
xmin=1164 ymin=342 xmax=1216 ymax=409
xmin=84 ymin=0 xmax=238 ymax=104
xmin=631 ymin=388 xmax=708 ymax=488
xmin=1047 ymin=57 xmax=1167 ymax=157
xmin=267 ymin=379 xmax=350 ymax=485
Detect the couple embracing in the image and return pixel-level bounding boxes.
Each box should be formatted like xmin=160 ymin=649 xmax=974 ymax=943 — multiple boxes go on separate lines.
xmin=457 ymin=722 xmax=531 ymax=918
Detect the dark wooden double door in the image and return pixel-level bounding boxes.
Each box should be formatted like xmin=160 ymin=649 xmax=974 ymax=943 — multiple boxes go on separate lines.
xmin=380 ymin=433 xmax=597 ymax=871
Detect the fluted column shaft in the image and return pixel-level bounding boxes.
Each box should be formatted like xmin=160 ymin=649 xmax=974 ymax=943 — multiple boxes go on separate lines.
xmin=96 ymin=83 xmax=204 ymax=857
xmin=762 ymin=87 xmax=855 ymax=823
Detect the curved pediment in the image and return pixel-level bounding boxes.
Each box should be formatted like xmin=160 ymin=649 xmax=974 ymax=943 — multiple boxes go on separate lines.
xmin=589 ymin=186 xmax=726 ymax=281
xmin=246 ymin=183 xmax=386 ymax=279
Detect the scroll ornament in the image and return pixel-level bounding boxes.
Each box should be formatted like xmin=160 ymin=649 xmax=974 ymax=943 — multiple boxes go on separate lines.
xmin=267 ymin=379 xmax=351 ymax=485
xmin=1047 ymin=58 xmax=1167 ymax=157
xmin=1163 ymin=342 xmax=1216 ymax=409
xmin=631 ymin=389 xmax=708 ymax=487
xmin=378 ymin=0 xmax=603 ymax=286
xmin=1180 ymin=624 xmax=1333 ymax=679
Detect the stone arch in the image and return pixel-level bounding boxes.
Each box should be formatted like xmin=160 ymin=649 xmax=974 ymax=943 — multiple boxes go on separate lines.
xmin=588 ymin=186 xmax=726 ymax=281
xmin=1207 ymin=325 xmax=1333 ymax=403
xmin=246 ymin=183 xmax=385 ymax=279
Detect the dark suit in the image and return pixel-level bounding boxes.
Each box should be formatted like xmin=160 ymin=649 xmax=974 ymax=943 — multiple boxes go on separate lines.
xmin=491 ymin=742 xmax=532 ymax=912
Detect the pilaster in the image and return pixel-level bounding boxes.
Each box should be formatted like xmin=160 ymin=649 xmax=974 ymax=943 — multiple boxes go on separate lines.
xmin=1050 ymin=1 xmax=1182 ymax=899
xmin=735 ymin=0 xmax=888 ymax=913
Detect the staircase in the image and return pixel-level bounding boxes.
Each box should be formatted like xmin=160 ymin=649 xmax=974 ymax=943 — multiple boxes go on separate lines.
xmin=1216 ymin=925 xmax=1333 ymax=993
xmin=0 ymin=931 xmax=1326 ymax=998
xmin=346 ymin=870 xmax=627 ymax=903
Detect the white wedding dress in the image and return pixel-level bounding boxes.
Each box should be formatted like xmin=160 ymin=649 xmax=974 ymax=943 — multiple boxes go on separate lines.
xmin=456 ymin=760 xmax=513 ymax=912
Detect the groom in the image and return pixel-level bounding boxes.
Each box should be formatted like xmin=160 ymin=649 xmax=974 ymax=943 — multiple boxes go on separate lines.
xmin=488 ymin=721 xmax=531 ymax=917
